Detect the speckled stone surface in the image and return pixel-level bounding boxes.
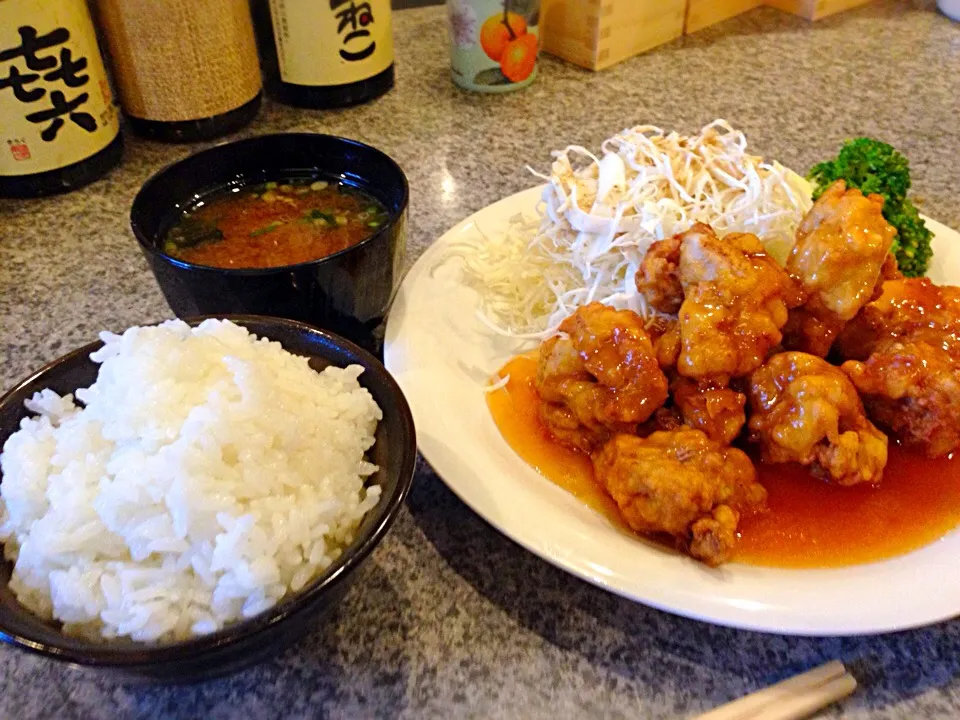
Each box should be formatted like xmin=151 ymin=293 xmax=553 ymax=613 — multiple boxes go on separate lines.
xmin=1 ymin=3 xmax=959 ymax=718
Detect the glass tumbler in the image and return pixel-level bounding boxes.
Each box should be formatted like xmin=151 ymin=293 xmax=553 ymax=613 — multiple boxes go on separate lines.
xmin=446 ymin=0 xmax=541 ymax=93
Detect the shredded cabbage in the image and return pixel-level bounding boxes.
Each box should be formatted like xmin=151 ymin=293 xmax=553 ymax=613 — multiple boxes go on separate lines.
xmin=459 ymin=120 xmax=813 ymax=338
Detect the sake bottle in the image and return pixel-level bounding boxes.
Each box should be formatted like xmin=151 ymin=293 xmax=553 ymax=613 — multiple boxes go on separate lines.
xmin=93 ymin=0 xmax=263 ymax=142
xmin=0 ymin=0 xmax=123 ymax=198
xmin=251 ymin=0 xmax=395 ymax=109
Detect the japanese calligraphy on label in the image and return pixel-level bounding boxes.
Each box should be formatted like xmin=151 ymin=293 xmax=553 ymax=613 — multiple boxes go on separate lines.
xmin=0 ymin=0 xmax=119 ymax=177
xmin=269 ymin=0 xmax=394 ymax=87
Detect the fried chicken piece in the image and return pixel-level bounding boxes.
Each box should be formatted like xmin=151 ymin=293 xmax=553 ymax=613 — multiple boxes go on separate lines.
xmin=537 ymin=335 xmax=631 ymax=452
xmin=636 ymin=235 xmax=683 ymax=313
xmin=537 ymin=335 xmax=594 ymax=452
xmin=561 ymin=304 xmax=672 ymax=429
xmin=842 ymin=340 xmax=960 ymax=458
xmin=592 ymin=429 xmax=767 ymax=566
xmin=835 ymin=278 xmax=960 ymax=360
xmin=672 ymin=376 xmax=746 ymax=446
xmin=782 ymin=180 xmax=897 ymax=357
xmin=535 ymin=303 xmax=669 ymax=451
xmin=834 ymin=278 xmax=960 ymax=458
xmin=637 ymin=225 xmax=801 ymax=382
xmin=654 ymin=322 xmax=681 ymax=369
xmin=675 ymin=225 xmax=801 ymax=382
xmin=560 ymin=303 xmax=668 ymax=407
xmin=537 ymin=387 xmax=618 ymax=453
xmin=636 ymin=226 xmax=796 ymax=442
xmin=643 ymin=315 xmax=682 ymax=370
xmin=537 ymin=333 xmax=588 ymax=403
xmin=747 ymin=352 xmax=888 ymax=485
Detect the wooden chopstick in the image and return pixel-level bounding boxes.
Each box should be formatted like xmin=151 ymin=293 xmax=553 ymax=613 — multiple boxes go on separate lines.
xmin=694 ymin=660 xmax=857 ymax=720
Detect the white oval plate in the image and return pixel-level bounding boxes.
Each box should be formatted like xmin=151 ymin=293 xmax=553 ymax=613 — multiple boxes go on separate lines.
xmin=385 ymin=185 xmax=960 ymax=636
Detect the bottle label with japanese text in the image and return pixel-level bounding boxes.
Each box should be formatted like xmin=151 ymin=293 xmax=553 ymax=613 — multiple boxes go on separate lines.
xmin=269 ymin=0 xmax=394 ymax=87
xmin=0 ymin=0 xmax=120 ymax=177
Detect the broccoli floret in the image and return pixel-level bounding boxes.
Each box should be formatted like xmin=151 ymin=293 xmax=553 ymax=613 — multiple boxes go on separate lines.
xmin=886 ymin=199 xmax=934 ymax=278
xmin=808 ymin=137 xmax=933 ymax=277
xmin=809 ymin=137 xmax=910 ymax=206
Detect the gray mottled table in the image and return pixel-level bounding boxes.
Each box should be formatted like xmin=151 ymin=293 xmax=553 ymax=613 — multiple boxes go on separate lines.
xmin=2 ymin=3 xmax=960 ymax=718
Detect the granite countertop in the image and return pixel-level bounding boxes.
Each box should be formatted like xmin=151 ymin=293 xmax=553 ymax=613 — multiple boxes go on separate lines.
xmin=2 ymin=2 xmax=960 ymax=718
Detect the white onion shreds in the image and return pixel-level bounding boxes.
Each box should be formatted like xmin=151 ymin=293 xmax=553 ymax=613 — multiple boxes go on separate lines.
xmin=456 ymin=120 xmax=813 ymax=337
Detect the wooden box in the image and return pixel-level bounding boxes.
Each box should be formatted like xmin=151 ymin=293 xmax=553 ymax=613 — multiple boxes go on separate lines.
xmin=766 ymin=0 xmax=873 ymax=20
xmin=686 ymin=0 xmax=762 ymax=35
xmin=541 ymin=0 xmax=874 ymax=71
xmin=540 ymin=0 xmax=687 ymax=72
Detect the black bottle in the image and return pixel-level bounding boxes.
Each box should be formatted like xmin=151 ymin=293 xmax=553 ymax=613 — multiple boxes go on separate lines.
xmin=0 ymin=0 xmax=123 ymax=198
xmin=252 ymin=0 xmax=395 ymax=109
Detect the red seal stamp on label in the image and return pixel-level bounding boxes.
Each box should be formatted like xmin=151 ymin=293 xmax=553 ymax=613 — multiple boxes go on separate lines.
xmin=8 ymin=140 xmax=32 ymax=161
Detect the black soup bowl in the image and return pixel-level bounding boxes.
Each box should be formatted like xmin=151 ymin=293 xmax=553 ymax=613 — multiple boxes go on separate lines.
xmin=0 ymin=315 xmax=416 ymax=682
xmin=131 ymin=134 xmax=409 ymax=355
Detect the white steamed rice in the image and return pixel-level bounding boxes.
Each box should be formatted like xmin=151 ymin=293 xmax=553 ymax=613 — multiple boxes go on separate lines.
xmin=0 ymin=319 xmax=382 ymax=643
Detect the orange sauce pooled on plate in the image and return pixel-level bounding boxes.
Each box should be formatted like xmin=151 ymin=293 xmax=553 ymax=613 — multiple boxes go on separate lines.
xmin=487 ymin=354 xmax=960 ymax=568
xmin=486 ymin=354 xmax=626 ymax=528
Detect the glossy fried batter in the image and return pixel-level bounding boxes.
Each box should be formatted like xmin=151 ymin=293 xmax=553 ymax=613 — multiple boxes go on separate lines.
xmin=593 ymin=429 xmax=767 ymax=566
xmin=672 ymin=376 xmax=747 ymax=445
xmin=836 ymin=278 xmax=960 ymax=458
xmin=535 ymin=303 xmax=669 ymax=451
xmin=634 ymin=225 xmax=797 ymax=443
xmin=537 ymin=335 xmax=633 ymax=451
xmin=842 ymin=340 xmax=960 ymax=458
xmin=636 ymin=235 xmax=683 ymax=314
xmin=674 ymin=224 xmax=800 ymax=382
xmin=748 ymin=352 xmax=888 ymax=485
xmin=644 ymin=317 xmax=682 ymax=369
xmin=782 ymin=180 xmax=897 ymax=357
xmin=835 ymin=278 xmax=960 ymax=360
xmin=560 ymin=303 xmax=668 ymax=404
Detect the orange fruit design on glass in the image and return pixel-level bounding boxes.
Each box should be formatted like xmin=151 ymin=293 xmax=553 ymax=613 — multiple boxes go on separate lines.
xmin=479 ymin=10 xmax=537 ymax=83
xmin=480 ymin=12 xmax=527 ymax=62
xmin=500 ymin=33 xmax=537 ymax=82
